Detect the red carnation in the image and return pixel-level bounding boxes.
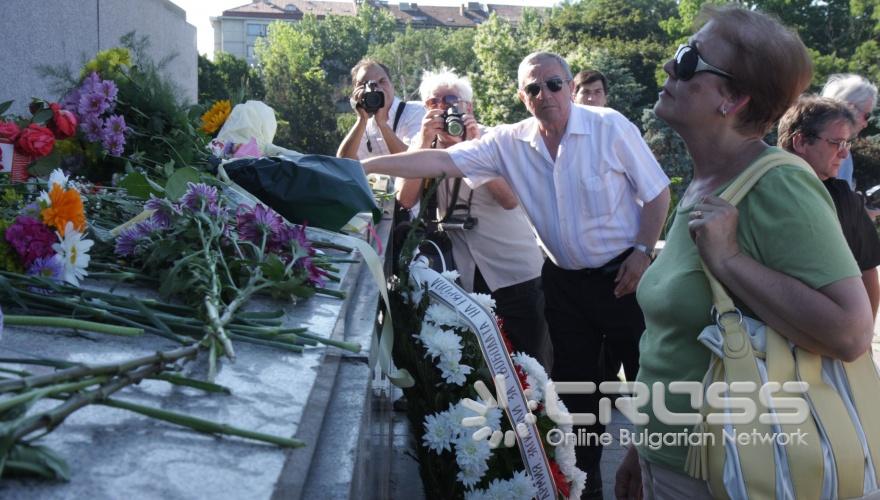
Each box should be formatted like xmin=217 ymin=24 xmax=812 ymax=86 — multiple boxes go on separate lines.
xmin=0 ymin=121 xmax=20 ymax=142
xmin=49 ymin=103 xmax=77 ymax=139
xmin=15 ymin=124 xmax=55 ymax=158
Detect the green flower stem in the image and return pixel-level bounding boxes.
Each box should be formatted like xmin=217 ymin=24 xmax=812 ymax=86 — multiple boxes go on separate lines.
xmin=311 ymin=241 xmax=353 ymax=253
xmin=10 ymin=363 xmax=164 ymax=442
xmin=315 ymin=287 xmax=346 ymax=299
xmin=0 ymin=344 xmax=200 ymax=393
xmin=227 ymin=334 xmax=304 ymax=352
xmin=98 ymin=398 xmax=304 ymax=448
xmin=294 ymin=331 xmax=361 ymax=353
xmin=3 ymin=316 xmax=143 ymax=337
xmin=235 ymin=310 xmax=284 ymax=320
xmin=150 ymin=373 xmax=231 ymax=394
xmin=0 ymin=377 xmax=108 ymax=414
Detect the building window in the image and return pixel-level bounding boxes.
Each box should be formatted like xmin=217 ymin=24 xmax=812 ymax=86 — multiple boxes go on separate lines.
xmin=247 ymin=23 xmax=267 ymax=37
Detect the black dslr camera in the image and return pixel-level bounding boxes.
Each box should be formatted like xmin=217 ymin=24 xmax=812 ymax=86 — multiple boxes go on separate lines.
xmin=443 ymin=105 xmax=466 ymax=138
xmin=360 ymin=80 xmax=385 ymax=114
xmin=865 ymin=184 xmax=880 ymax=210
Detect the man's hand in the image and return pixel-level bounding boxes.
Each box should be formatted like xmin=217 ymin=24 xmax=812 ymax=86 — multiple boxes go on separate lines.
xmin=373 ymin=86 xmax=393 ymax=123
xmin=614 ymin=249 xmax=651 ymax=297
xmin=463 ymin=113 xmax=480 ymax=140
xmin=349 ymin=85 xmax=371 ymax=121
xmin=615 ymin=447 xmax=643 ymax=500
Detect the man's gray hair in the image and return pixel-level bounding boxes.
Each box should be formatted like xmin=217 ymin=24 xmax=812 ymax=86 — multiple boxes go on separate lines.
xmin=419 ymin=67 xmax=473 ymax=103
xmin=517 ymin=52 xmax=572 ymax=88
xmin=821 ymin=73 xmax=878 ymax=108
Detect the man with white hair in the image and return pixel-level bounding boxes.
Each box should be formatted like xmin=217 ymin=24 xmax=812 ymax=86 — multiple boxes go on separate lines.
xmin=398 ymin=68 xmax=552 ymax=370
xmin=363 ymin=52 xmax=670 ymax=498
xmin=821 ymin=73 xmax=877 ymax=189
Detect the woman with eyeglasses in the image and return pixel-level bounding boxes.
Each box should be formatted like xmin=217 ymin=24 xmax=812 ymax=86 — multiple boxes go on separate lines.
xmin=820 ymin=74 xmax=877 ymax=190
xmin=615 ymin=5 xmax=874 ymax=499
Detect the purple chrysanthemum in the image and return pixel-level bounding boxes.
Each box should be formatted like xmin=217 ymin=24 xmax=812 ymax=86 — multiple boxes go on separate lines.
xmin=81 ymin=114 xmax=104 ymax=142
xmin=5 ymin=216 xmax=57 ymax=268
xmin=60 ymin=88 xmax=82 ymax=114
xmin=273 ymin=223 xmax=326 ymax=286
xmin=104 ymin=114 xmax=127 ymax=136
xmin=115 ymin=219 xmax=162 ymax=257
xmin=144 ymin=195 xmax=179 ymax=228
xmin=80 ymin=72 xmax=102 ymax=95
xmin=98 ymin=79 xmax=118 ymax=104
xmin=237 ymin=204 xmax=283 ymax=245
xmin=102 ymin=131 xmax=125 ymax=156
xmin=79 ymin=92 xmax=109 ymax=117
xmin=180 ymin=183 xmax=220 ymax=214
xmin=21 ymin=202 xmax=41 ymax=219
xmin=27 ymin=255 xmax=64 ymax=281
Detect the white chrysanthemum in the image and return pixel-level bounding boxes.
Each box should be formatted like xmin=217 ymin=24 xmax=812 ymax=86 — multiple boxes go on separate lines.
xmin=554 ymin=431 xmax=578 ymax=472
xmin=464 ymin=488 xmax=487 ymax=500
xmin=446 ymin=402 xmax=470 ymax=440
xmin=441 ymin=269 xmax=461 ymax=282
xmin=469 ymin=292 xmax=496 ymax=312
xmin=48 ymin=168 xmax=69 ymax=189
xmin=38 ymin=190 xmax=51 ymax=207
xmin=455 ymin=434 xmax=491 ymax=487
xmin=425 ymin=303 xmax=465 ymax=328
xmin=567 ymin=467 xmax=587 ymax=500
xmin=483 ymin=406 xmax=502 ymax=431
xmin=513 ymin=353 xmax=550 ymax=402
xmin=438 ymin=358 xmax=472 ymax=386
xmin=507 ymin=471 xmax=537 ymax=499
xmin=420 ymin=327 xmax=463 ymax=362
xmin=52 ymin=223 xmax=94 ymax=286
xmin=423 ymin=412 xmax=455 ymax=453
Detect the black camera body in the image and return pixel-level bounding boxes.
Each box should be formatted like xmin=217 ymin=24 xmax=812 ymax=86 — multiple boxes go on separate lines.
xmin=360 ymin=80 xmax=385 ymax=114
xmin=443 ymin=105 xmax=466 ymax=138
xmin=865 ymin=184 xmax=880 ymax=210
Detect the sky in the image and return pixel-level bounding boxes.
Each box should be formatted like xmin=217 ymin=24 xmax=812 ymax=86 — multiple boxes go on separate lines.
xmin=168 ymin=0 xmax=557 ymax=58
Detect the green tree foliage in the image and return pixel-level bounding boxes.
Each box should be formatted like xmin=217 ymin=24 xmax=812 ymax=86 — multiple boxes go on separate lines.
xmin=256 ymin=22 xmax=338 ymax=155
xmin=471 ymin=14 xmax=530 ymax=126
xmin=197 ymin=53 xmax=265 ymax=105
xmin=368 ymin=26 xmax=478 ymax=100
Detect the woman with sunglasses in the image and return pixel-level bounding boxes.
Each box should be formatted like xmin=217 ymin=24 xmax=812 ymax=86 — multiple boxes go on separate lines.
xmin=615 ymin=5 xmax=874 ymax=499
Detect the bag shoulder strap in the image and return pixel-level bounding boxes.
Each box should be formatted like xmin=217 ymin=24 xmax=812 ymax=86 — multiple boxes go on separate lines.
xmin=392 ymin=101 xmax=406 ymax=133
xmin=703 ymin=150 xmax=812 ymax=313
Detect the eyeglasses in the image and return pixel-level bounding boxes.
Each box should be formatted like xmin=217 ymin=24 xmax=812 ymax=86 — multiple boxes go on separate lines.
xmin=523 ymin=77 xmax=570 ymax=97
xmin=426 ymin=94 xmax=461 ymax=109
xmin=673 ymin=44 xmax=733 ymax=81
xmin=812 ymin=135 xmax=853 ymax=152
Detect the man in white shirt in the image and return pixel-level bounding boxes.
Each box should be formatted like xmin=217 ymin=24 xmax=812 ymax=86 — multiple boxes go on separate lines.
xmin=362 ymin=52 xmax=670 ymax=498
xmin=337 ymin=58 xmax=425 ymax=160
xmin=398 ymin=68 xmax=552 ymax=370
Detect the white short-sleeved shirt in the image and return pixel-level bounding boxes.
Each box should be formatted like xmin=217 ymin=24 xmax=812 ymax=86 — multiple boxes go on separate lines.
xmin=447 ymin=104 xmax=669 ymax=270
xmin=356 ymin=97 xmax=425 ymax=160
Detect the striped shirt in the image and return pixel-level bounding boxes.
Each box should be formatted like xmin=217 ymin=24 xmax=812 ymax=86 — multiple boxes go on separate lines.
xmin=447 ymin=104 xmax=668 ymax=270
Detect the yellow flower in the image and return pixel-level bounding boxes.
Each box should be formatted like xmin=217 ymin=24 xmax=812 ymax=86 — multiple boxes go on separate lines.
xmin=41 ymin=185 xmax=86 ymax=236
xmin=201 ymin=100 xmax=232 ymax=135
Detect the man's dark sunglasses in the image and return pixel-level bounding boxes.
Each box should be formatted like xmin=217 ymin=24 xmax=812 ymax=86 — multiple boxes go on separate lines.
xmin=426 ymin=94 xmax=460 ymax=109
xmin=674 ymin=44 xmax=733 ymax=81
xmin=523 ymin=77 xmax=570 ymax=97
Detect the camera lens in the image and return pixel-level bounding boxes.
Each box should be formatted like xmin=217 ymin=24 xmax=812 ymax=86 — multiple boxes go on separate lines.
xmin=444 ymin=106 xmax=465 ymax=137
xmin=360 ymin=80 xmax=385 ymax=114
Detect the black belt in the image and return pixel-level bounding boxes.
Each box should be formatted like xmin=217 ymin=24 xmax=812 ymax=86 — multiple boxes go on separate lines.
xmin=574 ymin=248 xmax=634 ymax=276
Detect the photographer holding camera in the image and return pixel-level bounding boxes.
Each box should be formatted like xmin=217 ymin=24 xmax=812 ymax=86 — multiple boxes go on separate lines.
xmin=337 ymin=59 xmax=425 ymax=161
xmin=398 ymin=68 xmax=553 ymax=369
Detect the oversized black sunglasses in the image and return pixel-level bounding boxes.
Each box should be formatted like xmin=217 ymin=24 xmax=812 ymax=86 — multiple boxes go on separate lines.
xmin=523 ymin=77 xmax=570 ymax=97
xmin=674 ymin=44 xmax=733 ymax=81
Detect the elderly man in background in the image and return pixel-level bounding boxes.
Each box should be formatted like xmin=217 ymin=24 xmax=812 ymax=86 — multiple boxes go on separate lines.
xmin=363 ymin=51 xmax=670 ymax=499
xmin=778 ymin=95 xmax=880 ymax=321
xmin=397 ymin=68 xmax=552 ymax=369
xmin=821 ymin=73 xmax=877 ymax=189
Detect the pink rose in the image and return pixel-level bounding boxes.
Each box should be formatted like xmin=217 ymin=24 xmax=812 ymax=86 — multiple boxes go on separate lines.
xmin=49 ymin=103 xmax=77 ymax=139
xmin=15 ymin=124 xmax=55 ymax=158
xmin=0 ymin=121 xmax=20 ymax=142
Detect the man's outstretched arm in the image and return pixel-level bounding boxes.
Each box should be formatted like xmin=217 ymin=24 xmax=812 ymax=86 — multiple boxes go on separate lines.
xmin=362 ymin=149 xmax=464 ymax=179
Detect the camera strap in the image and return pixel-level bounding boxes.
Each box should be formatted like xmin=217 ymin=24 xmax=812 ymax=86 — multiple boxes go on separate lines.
xmin=441 ymin=178 xmax=474 ymax=223
xmin=367 ymin=101 xmax=406 ymax=153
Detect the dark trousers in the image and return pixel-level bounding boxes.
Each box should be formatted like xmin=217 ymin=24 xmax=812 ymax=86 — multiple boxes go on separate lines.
xmin=474 ymin=268 xmax=554 ymax=373
xmin=541 ymin=256 xmax=645 ymax=473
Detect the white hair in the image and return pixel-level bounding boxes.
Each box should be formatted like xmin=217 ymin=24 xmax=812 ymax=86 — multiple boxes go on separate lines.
xmin=517 ymin=52 xmax=572 ymax=88
xmin=418 ymin=67 xmax=473 ymax=103
xmin=821 ymin=73 xmax=877 ymax=108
